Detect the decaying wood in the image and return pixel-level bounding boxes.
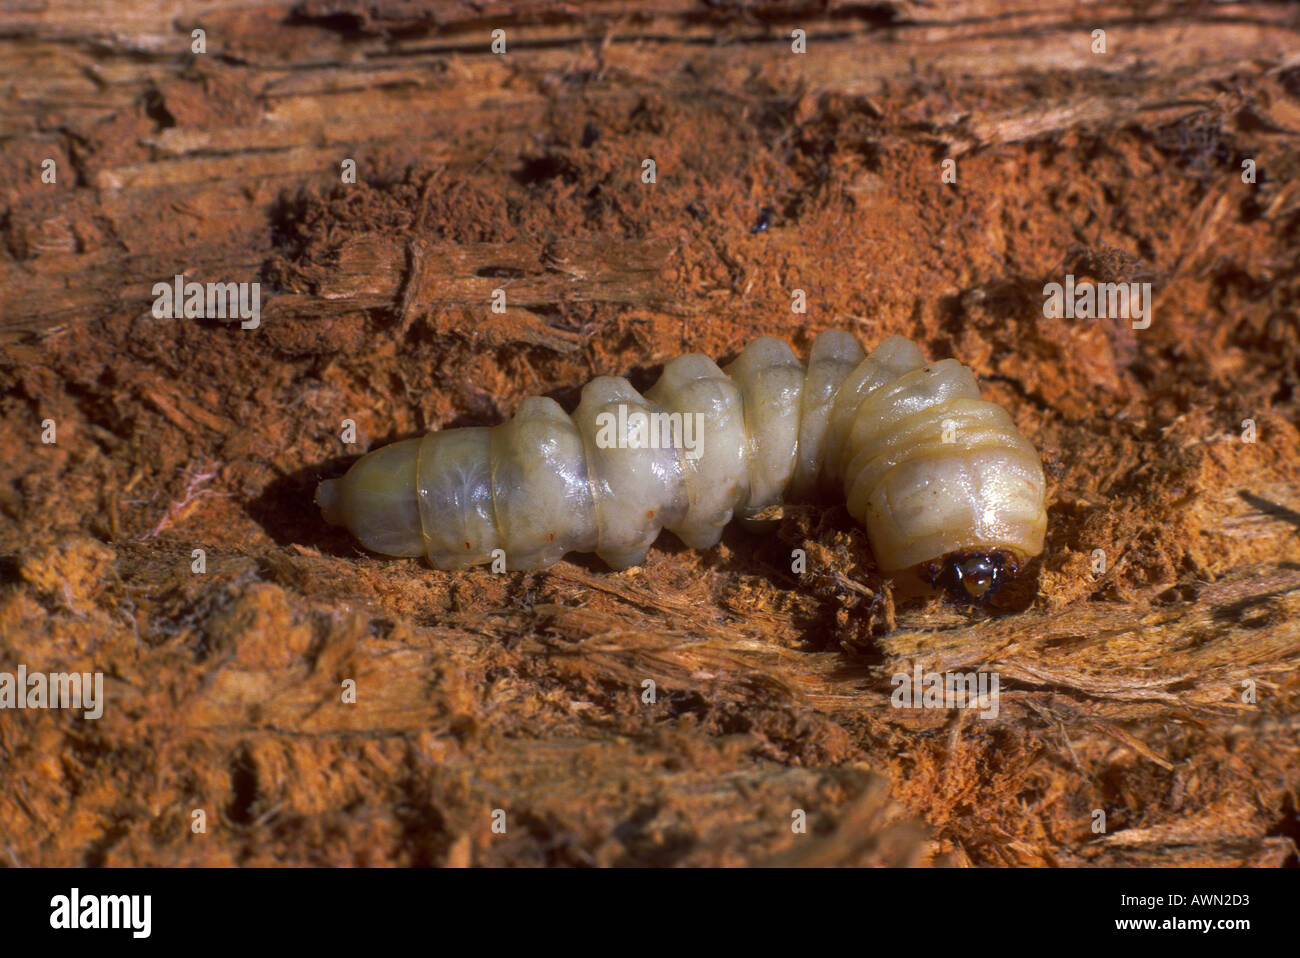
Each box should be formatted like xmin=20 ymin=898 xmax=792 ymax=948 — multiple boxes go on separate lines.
xmin=1 ymin=0 xmax=1299 ymax=867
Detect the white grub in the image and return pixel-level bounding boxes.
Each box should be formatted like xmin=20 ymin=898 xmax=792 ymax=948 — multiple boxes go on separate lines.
xmin=318 ymin=331 xmax=1047 ymax=583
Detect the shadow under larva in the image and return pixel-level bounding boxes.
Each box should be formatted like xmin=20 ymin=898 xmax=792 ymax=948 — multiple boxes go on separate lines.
xmin=316 ymin=329 xmax=1048 ymax=604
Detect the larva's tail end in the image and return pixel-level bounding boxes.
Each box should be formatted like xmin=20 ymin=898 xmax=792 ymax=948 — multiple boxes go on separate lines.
xmin=314 ymin=440 xmax=426 ymax=557
xmin=316 ymin=478 xmax=344 ymax=526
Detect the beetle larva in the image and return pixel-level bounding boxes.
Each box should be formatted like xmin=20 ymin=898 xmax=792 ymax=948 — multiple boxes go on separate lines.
xmin=317 ymin=330 xmax=1047 ymax=600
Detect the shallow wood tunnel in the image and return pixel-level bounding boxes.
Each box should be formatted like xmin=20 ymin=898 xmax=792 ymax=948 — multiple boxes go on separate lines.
xmin=1 ymin=0 xmax=1298 ymax=866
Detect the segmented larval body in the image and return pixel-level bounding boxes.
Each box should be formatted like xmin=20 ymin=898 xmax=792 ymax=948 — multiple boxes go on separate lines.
xmin=317 ymin=330 xmax=1047 ymax=590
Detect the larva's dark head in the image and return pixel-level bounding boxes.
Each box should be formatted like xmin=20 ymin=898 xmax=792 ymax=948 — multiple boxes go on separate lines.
xmin=922 ymin=549 xmax=1021 ymax=604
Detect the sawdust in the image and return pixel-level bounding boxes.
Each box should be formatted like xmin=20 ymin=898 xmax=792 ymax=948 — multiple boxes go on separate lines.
xmin=1 ymin=1 xmax=1299 ymax=867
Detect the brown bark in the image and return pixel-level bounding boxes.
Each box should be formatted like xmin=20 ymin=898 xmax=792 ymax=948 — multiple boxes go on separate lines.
xmin=1 ymin=0 xmax=1298 ymax=867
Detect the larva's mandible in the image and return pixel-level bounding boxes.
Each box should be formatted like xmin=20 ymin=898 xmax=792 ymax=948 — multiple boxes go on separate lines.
xmin=317 ymin=330 xmax=1047 ymax=600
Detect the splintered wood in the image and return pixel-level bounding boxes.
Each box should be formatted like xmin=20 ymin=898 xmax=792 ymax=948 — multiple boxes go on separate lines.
xmin=1 ymin=0 xmax=1298 ymax=867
